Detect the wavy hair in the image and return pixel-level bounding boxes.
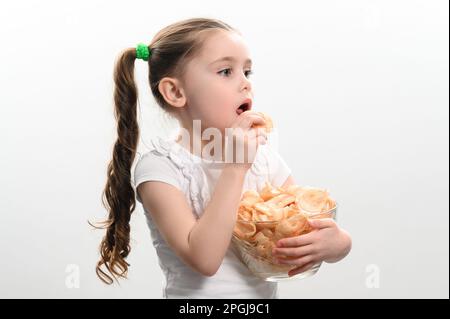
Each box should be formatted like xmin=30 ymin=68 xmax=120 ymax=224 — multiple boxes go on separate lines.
xmin=95 ymin=18 xmax=235 ymax=284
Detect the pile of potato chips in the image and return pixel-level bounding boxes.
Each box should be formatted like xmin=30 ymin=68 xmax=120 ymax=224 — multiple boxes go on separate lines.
xmin=233 ymin=182 xmax=336 ymax=261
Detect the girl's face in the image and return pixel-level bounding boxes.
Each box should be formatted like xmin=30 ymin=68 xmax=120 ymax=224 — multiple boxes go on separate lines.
xmin=180 ymin=30 xmax=254 ymax=132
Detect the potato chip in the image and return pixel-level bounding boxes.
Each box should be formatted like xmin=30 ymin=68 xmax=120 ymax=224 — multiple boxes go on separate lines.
xmin=242 ymin=190 xmax=260 ymax=198
xmin=283 ymin=205 xmax=299 ymax=219
xmin=274 ymin=213 xmax=309 ymax=241
xmin=270 ymin=207 xmax=285 ymax=221
xmin=253 ymin=202 xmax=273 ymax=216
xmin=238 ymin=209 xmax=253 ymax=221
xmin=234 ymin=220 xmax=256 ymax=240
xmin=252 ymin=212 xmax=270 ymax=222
xmin=260 ymin=228 xmax=274 ymax=238
xmin=259 ymin=182 xmax=283 ymax=201
xmin=296 ymin=187 xmax=330 ymax=214
xmin=256 ymin=241 xmax=275 ymax=259
xmin=285 ymin=185 xmax=304 ymax=197
xmin=253 ymin=231 xmax=270 ymax=245
xmin=266 ymin=193 xmax=296 ymax=208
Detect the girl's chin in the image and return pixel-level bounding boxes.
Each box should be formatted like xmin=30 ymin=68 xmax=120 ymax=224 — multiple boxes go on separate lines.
xmin=215 ymin=120 xmax=234 ymax=131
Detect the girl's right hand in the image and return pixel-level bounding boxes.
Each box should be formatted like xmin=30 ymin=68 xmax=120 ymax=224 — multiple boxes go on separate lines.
xmin=225 ymin=111 xmax=268 ymax=171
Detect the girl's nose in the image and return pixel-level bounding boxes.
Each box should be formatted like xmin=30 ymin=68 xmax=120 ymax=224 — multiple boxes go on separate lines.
xmin=240 ymin=73 xmax=252 ymax=92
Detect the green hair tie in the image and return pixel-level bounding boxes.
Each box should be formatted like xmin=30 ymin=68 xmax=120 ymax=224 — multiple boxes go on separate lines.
xmin=136 ymin=43 xmax=150 ymax=61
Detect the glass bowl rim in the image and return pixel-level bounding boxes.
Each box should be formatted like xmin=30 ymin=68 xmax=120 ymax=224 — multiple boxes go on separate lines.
xmin=235 ymin=202 xmax=338 ymax=226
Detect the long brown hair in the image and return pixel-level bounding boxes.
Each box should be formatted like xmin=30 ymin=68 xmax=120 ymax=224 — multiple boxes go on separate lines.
xmin=95 ymin=18 xmax=235 ymax=284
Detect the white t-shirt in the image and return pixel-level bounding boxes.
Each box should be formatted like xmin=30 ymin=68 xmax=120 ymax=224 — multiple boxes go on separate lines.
xmin=133 ymin=135 xmax=292 ymax=298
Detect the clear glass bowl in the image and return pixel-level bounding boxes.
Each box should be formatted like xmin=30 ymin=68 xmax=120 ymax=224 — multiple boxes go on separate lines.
xmin=232 ymin=205 xmax=337 ymax=281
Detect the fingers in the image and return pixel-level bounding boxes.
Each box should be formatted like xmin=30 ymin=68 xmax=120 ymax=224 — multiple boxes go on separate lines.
xmin=242 ymin=126 xmax=267 ymax=138
xmin=276 ymin=231 xmax=317 ymax=248
xmin=274 ymin=254 xmax=314 ymax=266
xmin=272 ymin=244 xmax=314 ymax=258
xmin=233 ymin=111 xmax=266 ymax=130
xmin=231 ymin=126 xmax=268 ymax=148
xmin=288 ymin=262 xmax=317 ymax=277
xmin=308 ymin=218 xmax=336 ymax=229
xmin=248 ymin=128 xmax=268 ymax=144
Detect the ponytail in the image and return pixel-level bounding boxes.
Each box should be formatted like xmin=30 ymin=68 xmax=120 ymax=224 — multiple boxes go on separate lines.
xmin=96 ymin=48 xmax=140 ymax=284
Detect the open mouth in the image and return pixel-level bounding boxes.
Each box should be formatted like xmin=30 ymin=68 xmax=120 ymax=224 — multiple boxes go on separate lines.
xmin=236 ymin=99 xmax=252 ymax=115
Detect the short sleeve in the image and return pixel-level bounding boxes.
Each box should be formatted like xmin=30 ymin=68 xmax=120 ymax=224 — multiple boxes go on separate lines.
xmin=264 ymin=144 xmax=292 ymax=187
xmin=133 ymin=151 xmax=183 ymax=203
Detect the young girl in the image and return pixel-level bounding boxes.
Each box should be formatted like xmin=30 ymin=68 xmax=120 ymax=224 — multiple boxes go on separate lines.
xmin=96 ymin=18 xmax=352 ymax=298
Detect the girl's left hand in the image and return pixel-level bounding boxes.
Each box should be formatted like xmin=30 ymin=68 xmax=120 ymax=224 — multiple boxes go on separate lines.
xmin=272 ymin=218 xmax=352 ymax=277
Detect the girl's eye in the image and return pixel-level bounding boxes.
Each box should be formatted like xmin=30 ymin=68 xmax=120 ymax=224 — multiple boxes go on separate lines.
xmin=218 ymin=69 xmax=254 ymax=78
xmin=218 ymin=68 xmax=232 ymax=77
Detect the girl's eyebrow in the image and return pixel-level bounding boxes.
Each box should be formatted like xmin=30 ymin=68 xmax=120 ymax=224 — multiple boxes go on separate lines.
xmin=209 ymin=56 xmax=252 ymax=66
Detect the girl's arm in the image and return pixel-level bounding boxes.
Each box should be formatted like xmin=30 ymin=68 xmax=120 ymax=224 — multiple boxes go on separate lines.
xmin=138 ymin=112 xmax=267 ymax=276
xmin=138 ymin=166 xmax=247 ymax=277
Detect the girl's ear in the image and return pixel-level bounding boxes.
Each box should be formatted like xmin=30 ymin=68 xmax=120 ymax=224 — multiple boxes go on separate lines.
xmin=158 ymin=77 xmax=186 ymax=108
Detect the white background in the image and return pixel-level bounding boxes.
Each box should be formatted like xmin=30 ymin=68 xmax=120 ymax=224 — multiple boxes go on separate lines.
xmin=0 ymin=0 xmax=448 ymax=298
